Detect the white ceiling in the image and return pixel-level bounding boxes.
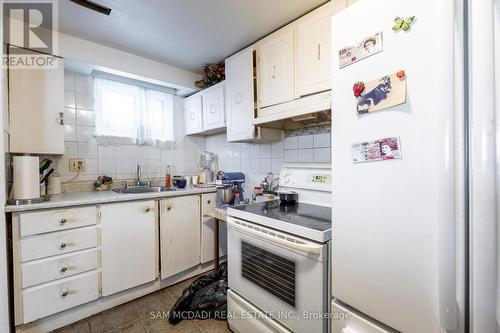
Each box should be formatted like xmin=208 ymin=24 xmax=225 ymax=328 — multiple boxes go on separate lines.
xmin=58 ymin=0 xmax=327 ymax=73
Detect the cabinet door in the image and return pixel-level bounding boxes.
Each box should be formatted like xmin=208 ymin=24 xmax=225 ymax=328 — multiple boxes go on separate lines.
xmin=202 ymin=83 xmax=226 ymax=131
xmin=160 ymin=196 xmax=201 ymax=279
xmin=225 ymin=48 xmax=256 ymax=142
xmin=9 ymin=53 xmax=65 ymax=154
xmin=184 ymin=94 xmax=203 ymax=135
xmin=257 ymin=26 xmax=295 ymax=108
xmin=295 ymin=1 xmax=347 ymax=97
xmin=100 ymin=201 xmax=158 ymax=296
xmin=200 ymin=193 xmax=227 ymax=263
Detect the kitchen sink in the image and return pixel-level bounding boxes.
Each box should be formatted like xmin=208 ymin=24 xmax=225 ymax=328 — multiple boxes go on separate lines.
xmin=113 ymin=186 xmax=176 ymax=194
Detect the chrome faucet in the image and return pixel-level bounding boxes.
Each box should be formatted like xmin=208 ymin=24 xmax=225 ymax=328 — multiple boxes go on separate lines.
xmin=136 ymin=162 xmax=142 ymax=186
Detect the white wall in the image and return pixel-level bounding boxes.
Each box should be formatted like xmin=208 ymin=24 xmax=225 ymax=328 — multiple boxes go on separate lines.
xmin=58 ymin=32 xmax=202 ymax=92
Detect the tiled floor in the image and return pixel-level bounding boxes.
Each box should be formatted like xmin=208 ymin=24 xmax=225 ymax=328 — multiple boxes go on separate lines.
xmin=53 ymin=276 xmax=231 ymax=333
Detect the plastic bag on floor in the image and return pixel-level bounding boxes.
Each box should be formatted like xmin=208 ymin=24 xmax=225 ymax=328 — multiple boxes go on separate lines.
xmin=168 ymin=263 xmax=228 ymax=325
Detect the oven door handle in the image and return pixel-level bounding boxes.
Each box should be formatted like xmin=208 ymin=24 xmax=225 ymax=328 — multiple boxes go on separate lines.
xmin=228 ymin=220 xmax=324 ymax=259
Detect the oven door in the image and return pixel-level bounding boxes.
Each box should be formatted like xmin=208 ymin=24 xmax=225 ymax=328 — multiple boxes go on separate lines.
xmin=227 ymin=217 xmax=328 ymax=333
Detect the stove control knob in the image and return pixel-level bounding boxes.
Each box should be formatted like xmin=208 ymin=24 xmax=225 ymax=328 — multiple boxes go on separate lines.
xmin=283 ymin=177 xmax=290 ymax=184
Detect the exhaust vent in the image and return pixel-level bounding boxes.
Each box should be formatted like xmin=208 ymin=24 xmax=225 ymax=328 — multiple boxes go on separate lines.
xmin=69 ymin=0 xmax=112 ymax=16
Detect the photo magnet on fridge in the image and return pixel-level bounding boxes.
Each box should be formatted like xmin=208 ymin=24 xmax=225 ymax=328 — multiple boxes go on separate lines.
xmin=355 ymin=71 xmax=407 ymax=115
xmin=352 ymin=137 xmax=402 ymax=164
xmin=338 ymin=32 xmax=383 ymax=68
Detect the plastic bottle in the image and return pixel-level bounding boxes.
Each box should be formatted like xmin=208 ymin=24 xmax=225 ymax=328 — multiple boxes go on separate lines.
xmin=165 ymin=165 xmax=172 ymax=188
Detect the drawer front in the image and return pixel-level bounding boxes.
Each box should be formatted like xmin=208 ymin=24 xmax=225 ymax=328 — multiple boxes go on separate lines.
xmin=22 ymin=270 xmax=98 ymax=324
xmin=20 ymin=226 xmax=97 ymax=262
xmin=21 ymin=248 xmax=98 ymax=288
xmin=20 ymin=206 xmax=97 ymax=237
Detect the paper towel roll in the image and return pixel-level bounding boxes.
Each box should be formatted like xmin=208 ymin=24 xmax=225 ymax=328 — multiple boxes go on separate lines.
xmin=13 ymin=156 xmax=40 ymax=200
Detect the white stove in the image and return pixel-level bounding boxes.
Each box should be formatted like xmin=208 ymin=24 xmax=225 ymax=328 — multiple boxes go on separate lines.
xmin=227 ymin=163 xmax=332 ymax=333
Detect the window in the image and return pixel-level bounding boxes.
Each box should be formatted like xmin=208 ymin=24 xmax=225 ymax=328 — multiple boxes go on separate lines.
xmin=94 ymin=77 xmax=174 ymax=145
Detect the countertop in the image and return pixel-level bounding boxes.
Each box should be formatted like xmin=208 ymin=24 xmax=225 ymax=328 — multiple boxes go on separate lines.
xmin=5 ymin=186 xmax=217 ymax=213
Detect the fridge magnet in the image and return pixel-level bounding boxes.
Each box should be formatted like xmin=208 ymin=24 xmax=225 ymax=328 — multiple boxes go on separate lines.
xmin=338 ymin=31 xmax=383 ymax=68
xmin=392 ymin=16 xmax=416 ymax=32
xmin=356 ymin=71 xmax=407 ymax=115
xmin=352 ymin=137 xmax=402 ymax=164
xmin=353 ymin=82 xmax=365 ymax=97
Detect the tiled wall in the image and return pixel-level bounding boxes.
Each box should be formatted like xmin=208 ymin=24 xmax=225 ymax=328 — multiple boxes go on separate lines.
xmin=206 ymin=127 xmax=331 ymax=194
xmin=59 ymin=72 xmax=205 ymax=185
xmin=60 ymin=71 xmax=331 ymax=193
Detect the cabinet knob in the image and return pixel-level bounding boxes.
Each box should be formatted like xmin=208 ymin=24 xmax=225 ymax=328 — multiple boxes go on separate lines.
xmin=60 ymin=266 xmax=68 ymax=273
xmin=59 ymin=218 xmax=67 ymax=225
xmin=60 ymin=289 xmax=69 ymax=297
xmin=317 ymin=44 xmax=321 ymax=60
xmin=167 ymin=206 xmax=172 ymax=211
xmin=207 ymin=200 xmax=211 ymax=204
xmin=59 ymin=242 xmax=67 ymax=249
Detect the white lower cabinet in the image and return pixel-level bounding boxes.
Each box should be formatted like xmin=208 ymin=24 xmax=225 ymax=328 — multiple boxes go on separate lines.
xmin=100 ymin=201 xmax=158 ymax=296
xmin=160 ymin=195 xmax=201 ymax=279
xmin=22 ymin=271 xmax=99 ymax=324
xmin=21 ymin=248 xmax=98 ymax=288
xmin=200 ymin=193 xmax=227 ymax=263
xmin=12 ymin=193 xmax=217 ymax=329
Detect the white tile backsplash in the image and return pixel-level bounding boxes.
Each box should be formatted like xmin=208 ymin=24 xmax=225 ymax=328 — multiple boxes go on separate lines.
xmin=313 ymin=132 xmax=331 ymax=148
xmin=58 ymin=72 xmax=331 ymax=187
xmin=298 ymin=135 xmax=313 ymax=149
xmin=284 ymin=150 xmax=298 ymax=163
xmin=75 ymin=92 xmax=94 ymax=110
xmin=64 ymin=125 xmax=76 ymax=141
xmin=76 ymin=126 xmax=95 ymax=142
xmin=76 ymin=109 xmax=95 ymax=127
xmin=64 ymin=108 xmax=76 ymax=126
xmin=284 ymin=136 xmax=298 ymax=150
xmin=313 ymin=148 xmax=331 ymax=163
xmin=64 ymin=91 xmax=75 ymax=108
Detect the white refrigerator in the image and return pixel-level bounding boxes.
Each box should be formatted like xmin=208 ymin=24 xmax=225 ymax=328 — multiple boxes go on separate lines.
xmin=330 ymin=0 xmax=464 ymax=332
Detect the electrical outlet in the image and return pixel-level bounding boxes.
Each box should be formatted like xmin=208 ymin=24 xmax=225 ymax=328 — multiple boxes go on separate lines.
xmin=69 ymin=159 xmax=86 ymax=172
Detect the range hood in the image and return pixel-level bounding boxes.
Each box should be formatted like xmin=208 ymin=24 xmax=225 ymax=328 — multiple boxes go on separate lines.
xmin=253 ymin=91 xmax=331 ymax=130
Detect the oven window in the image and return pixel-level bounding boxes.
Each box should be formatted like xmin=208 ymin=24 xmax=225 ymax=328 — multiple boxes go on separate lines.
xmin=241 ymin=241 xmax=296 ymax=308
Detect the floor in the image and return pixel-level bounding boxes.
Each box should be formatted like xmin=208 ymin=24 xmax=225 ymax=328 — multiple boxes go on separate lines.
xmin=53 ymin=276 xmax=232 ymax=333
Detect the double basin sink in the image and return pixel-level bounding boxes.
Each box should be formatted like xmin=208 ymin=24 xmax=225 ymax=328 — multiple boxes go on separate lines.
xmin=113 ymin=186 xmax=177 ymax=194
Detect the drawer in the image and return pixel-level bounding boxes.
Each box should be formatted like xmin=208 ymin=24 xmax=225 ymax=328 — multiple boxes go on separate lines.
xmin=201 ymin=193 xmax=217 ymax=216
xmin=19 ymin=206 xmax=97 ymax=237
xmin=21 ymin=248 xmax=98 ymax=288
xmin=20 ymin=226 xmax=97 ymax=262
xmin=22 ymin=270 xmax=98 ymax=324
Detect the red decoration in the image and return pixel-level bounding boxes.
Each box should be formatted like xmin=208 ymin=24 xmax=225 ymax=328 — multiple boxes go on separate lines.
xmin=353 ymin=82 xmax=365 ymax=97
xmin=396 ymin=70 xmax=406 ymax=79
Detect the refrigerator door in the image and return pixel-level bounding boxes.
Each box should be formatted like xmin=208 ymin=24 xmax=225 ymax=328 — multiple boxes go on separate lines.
xmin=331 ymin=0 xmax=458 ymax=332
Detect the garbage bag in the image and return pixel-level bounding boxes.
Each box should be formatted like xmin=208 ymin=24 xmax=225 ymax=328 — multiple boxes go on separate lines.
xmin=169 ymin=263 xmax=228 ymax=325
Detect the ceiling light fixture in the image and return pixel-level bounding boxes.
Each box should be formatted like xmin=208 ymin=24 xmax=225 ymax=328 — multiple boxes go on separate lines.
xmin=69 ymin=0 xmax=112 ymax=16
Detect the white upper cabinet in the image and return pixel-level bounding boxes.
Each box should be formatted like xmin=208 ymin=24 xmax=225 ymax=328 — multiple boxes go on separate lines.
xmin=184 ymin=94 xmax=203 ymax=135
xmin=9 ymin=54 xmax=65 ymax=154
xmin=202 ymin=81 xmax=226 ymax=131
xmin=225 ymin=47 xmax=256 ymax=142
xmin=184 ymin=81 xmax=225 ymax=135
xmin=256 ymin=25 xmax=295 ymax=108
xmin=295 ymin=0 xmax=347 ymax=97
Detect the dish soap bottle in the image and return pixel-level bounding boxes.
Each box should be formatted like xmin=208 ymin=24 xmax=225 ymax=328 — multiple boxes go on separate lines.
xmin=165 ymin=165 xmax=172 ymax=188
